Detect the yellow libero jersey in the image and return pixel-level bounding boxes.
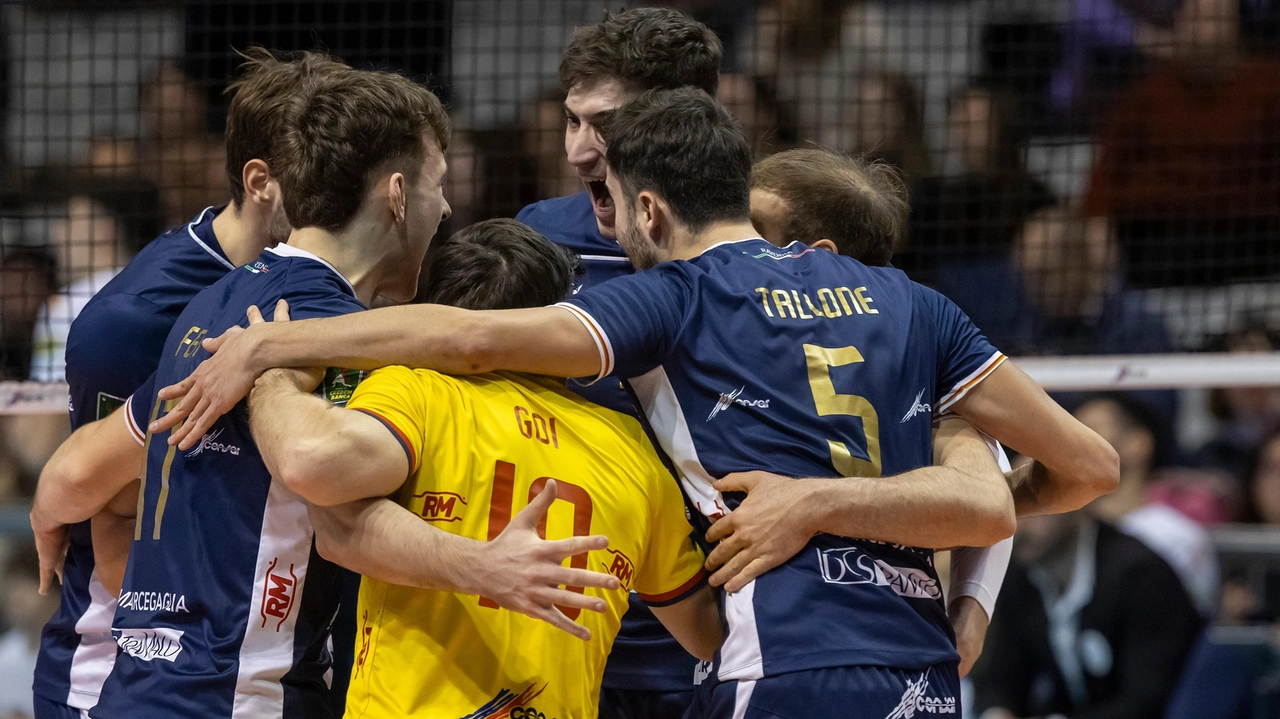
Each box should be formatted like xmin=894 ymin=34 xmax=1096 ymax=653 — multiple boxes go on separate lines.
xmin=343 ymin=366 xmax=706 ymax=719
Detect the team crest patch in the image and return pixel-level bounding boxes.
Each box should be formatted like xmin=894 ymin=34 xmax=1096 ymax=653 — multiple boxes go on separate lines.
xmin=321 ymin=367 xmax=365 ymax=405
xmin=96 ymin=391 xmax=125 ymax=420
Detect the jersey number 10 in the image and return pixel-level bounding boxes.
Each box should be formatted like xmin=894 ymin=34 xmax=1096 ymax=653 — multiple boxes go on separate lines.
xmin=479 ymin=460 xmax=595 ymax=620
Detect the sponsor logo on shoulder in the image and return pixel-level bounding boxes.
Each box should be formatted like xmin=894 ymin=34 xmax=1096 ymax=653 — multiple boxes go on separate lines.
xmin=883 ymin=668 xmax=957 ymax=717
xmin=816 ymin=545 xmax=942 ymax=600
xmin=602 ymin=548 xmax=636 ymax=590
xmin=900 ymin=389 xmax=932 ymax=423
xmin=463 ymin=684 xmax=548 ymax=719
xmin=322 ymin=367 xmax=365 ymax=404
xmin=707 ymin=386 xmax=771 ymax=421
xmin=185 ymin=428 xmax=240 ymax=457
xmin=243 ymin=261 xmax=270 ymax=274
xmin=744 ymin=246 xmax=815 ymax=261
xmin=96 ymin=392 xmax=125 ymax=420
xmin=113 ymin=626 xmax=184 ymax=662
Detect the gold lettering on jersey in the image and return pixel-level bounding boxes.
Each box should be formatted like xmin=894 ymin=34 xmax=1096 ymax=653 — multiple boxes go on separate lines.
xmin=754 ymin=288 xmax=774 ymax=317
xmin=754 ymin=287 xmax=878 ymax=321
xmin=854 ymin=286 xmax=878 ymax=314
xmin=176 ymin=326 xmax=208 ymax=358
xmin=514 ymin=406 xmax=560 ymax=448
xmin=771 ymin=290 xmax=796 ymax=319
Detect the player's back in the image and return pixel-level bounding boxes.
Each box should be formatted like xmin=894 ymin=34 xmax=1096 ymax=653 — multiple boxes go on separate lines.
xmin=36 ymin=206 xmax=237 ymax=712
xmin=343 ymin=367 xmax=705 ymax=719
xmin=561 ymin=238 xmax=1004 ymax=680
xmin=92 ymin=245 xmax=367 ymax=719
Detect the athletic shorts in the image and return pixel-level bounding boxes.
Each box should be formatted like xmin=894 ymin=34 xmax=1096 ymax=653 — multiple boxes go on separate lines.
xmin=686 ymin=662 xmax=960 ymax=719
xmin=33 ymin=695 xmax=92 ymax=719
xmin=599 ymin=687 xmax=694 ymax=719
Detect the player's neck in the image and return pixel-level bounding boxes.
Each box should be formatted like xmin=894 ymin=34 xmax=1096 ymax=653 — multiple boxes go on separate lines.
xmin=284 ymin=227 xmax=383 ymax=306
xmin=669 ymin=219 xmax=761 ymax=261
xmin=212 ymin=203 xmax=271 ymax=267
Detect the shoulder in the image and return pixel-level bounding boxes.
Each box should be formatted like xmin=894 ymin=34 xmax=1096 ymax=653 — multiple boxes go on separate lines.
xmin=517 ymin=192 xmax=593 ymax=228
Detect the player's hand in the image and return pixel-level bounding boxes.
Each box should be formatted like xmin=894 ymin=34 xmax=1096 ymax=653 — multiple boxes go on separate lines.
xmin=30 ymin=507 xmax=68 ymax=595
xmin=475 ymin=480 xmax=620 ymax=641
xmin=151 ymin=300 xmax=288 ymax=450
xmin=704 ymin=471 xmax=817 ymax=593
xmin=950 ymin=595 xmax=990 ymax=678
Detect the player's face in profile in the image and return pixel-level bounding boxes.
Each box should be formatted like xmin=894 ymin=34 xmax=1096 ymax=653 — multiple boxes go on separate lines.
xmin=564 ymin=78 xmax=637 ymax=239
xmin=391 ymin=139 xmax=450 ymax=303
xmin=606 ymin=169 xmax=662 ymax=270
xmin=749 ymin=188 xmax=791 ymax=247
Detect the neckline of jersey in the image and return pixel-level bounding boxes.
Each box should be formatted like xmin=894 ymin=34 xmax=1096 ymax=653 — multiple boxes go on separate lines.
xmin=186 ymin=206 xmax=237 ymax=271
xmin=266 ymin=243 xmax=358 ymax=297
xmin=695 ymin=236 xmax=775 ymax=257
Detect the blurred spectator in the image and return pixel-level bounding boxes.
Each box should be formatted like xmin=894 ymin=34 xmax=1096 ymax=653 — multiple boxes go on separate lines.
xmin=521 ymin=90 xmax=580 ymax=202
xmin=0 ymin=544 xmax=59 ymax=719
xmin=717 ymin=73 xmax=789 ymax=156
xmin=445 ymin=128 xmax=482 ymax=229
xmin=1195 ymin=324 xmax=1280 ymax=482
xmin=1084 ymin=0 xmax=1280 ymax=286
xmin=29 ymin=178 xmax=165 ymax=382
xmin=905 ymin=84 xmax=1054 ymax=287
xmin=971 ymin=511 xmax=1201 ymax=719
xmin=1075 ymin=393 xmax=1219 ymax=614
xmin=0 ymin=250 xmax=57 ymax=381
xmin=138 ymin=62 xmax=227 ymax=226
xmin=844 ymin=72 xmax=931 ymax=183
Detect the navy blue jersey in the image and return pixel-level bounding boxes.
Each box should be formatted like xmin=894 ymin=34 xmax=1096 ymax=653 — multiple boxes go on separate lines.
xmin=34 ymin=207 xmax=236 ymax=711
xmin=561 ymin=238 xmax=1005 ymax=680
xmin=89 ymin=245 xmax=367 ymax=719
xmin=520 ymin=193 xmax=699 ymax=692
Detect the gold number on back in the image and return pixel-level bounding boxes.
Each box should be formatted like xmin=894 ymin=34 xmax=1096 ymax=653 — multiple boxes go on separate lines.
xmin=803 ymin=344 xmax=881 ymax=478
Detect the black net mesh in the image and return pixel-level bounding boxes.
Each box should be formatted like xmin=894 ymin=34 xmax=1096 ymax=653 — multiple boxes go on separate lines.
xmin=2 ymin=0 xmax=1279 ymax=382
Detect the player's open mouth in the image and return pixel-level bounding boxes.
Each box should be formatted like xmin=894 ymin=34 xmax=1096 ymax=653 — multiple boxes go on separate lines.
xmin=586 ymin=179 xmax=614 ymax=226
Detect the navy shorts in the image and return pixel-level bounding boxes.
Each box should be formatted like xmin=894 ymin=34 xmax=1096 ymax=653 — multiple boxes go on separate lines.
xmin=686 ymin=662 xmax=960 ymax=719
xmin=33 ymin=695 xmax=91 ymax=719
xmin=599 ymin=687 xmax=694 ymax=719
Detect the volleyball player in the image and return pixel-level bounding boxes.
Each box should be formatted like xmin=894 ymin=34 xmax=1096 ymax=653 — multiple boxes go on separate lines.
xmin=515 ymin=11 xmax=722 ymax=715
xmin=27 ymin=49 xmax=344 ymax=719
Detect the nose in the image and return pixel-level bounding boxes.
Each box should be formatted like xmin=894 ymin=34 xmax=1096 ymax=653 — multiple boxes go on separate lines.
xmin=441 ymin=198 xmax=452 ymax=222
xmin=566 ymin=125 xmax=602 ymax=171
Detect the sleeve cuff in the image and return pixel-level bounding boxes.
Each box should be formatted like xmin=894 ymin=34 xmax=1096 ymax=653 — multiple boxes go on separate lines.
xmin=355 ymin=408 xmax=417 ymax=473
xmin=554 ymin=302 xmax=614 ymax=384
xmin=638 ymin=567 xmax=708 ymax=607
xmin=122 ymin=395 xmax=147 ymax=446
xmin=937 ymin=352 xmax=1006 ymax=414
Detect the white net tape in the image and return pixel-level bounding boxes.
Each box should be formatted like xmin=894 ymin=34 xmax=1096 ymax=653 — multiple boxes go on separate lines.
xmin=2 ymin=352 xmax=1279 ymax=416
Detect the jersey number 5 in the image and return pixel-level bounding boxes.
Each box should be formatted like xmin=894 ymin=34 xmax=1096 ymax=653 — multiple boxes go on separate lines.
xmin=803 ymin=344 xmax=882 ymax=477
xmin=480 ymin=460 xmax=595 ymax=619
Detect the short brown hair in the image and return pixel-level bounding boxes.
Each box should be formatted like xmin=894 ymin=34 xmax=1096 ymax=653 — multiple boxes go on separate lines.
xmin=276 ymin=68 xmax=450 ymax=232
xmin=223 ymin=48 xmax=349 ymax=209
xmin=422 ymin=219 xmax=580 ymax=310
xmin=752 ymin=149 xmax=908 ymax=266
xmin=560 ymin=8 xmax=722 ymax=96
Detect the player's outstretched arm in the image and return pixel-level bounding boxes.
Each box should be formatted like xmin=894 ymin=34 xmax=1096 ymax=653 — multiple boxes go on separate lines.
xmin=309 ymin=481 xmax=621 ymax=642
xmin=648 ymin=585 xmax=723 ymax=661
xmin=704 ymin=418 xmax=1015 ymax=593
xmin=30 ymin=409 xmax=145 ymax=594
xmin=950 ymin=360 xmax=1120 ymax=516
xmin=154 ymin=304 xmax=602 ymax=450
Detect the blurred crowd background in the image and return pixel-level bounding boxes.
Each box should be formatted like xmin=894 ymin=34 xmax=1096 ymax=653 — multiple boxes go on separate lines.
xmin=0 ymin=1 xmax=1279 ymax=717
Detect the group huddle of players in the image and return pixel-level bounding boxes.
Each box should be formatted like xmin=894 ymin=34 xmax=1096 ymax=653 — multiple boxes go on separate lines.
xmin=25 ymin=7 xmax=1120 ymax=719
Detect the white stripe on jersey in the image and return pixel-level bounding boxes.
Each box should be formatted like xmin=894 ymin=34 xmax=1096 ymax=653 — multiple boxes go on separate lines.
xmin=230 ymin=480 xmax=315 ymax=719
xmin=554 ymin=303 xmax=615 ymax=382
xmin=627 ymin=367 xmax=766 ymax=681
xmin=732 ymin=679 xmax=757 ymax=719
xmin=123 ymin=395 xmax=146 ymax=446
xmin=936 ymin=351 xmax=1005 ymax=414
xmin=66 ymin=570 xmax=119 ymax=709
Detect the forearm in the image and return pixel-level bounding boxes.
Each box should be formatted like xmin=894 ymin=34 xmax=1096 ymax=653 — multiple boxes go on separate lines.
xmin=310 ymin=499 xmax=491 ymax=594
xmin=1006 ymin=460 xmax=1084 ymax=517
xmin=31 ymin=416 xmax=141 ymax=529
xmin=90 ymin=510 xmax=134 ymax=597
xmin=248 ymin=305 xmax=599 ymax=379
xmin=805 ymin=467 xmax=1015 ymax=548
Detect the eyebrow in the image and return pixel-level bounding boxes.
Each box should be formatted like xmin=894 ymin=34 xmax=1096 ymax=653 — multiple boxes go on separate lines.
xmin=563 ymin=105 xmax=616 ymax=125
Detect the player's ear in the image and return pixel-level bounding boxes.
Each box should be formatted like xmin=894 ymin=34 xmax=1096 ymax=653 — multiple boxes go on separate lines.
xmin=813 ymin=239 xmax=839 ymax=254
xmin=241 ymin=159 xmax=274 ymax=207
xmin=387 ymin=172 xmax=407 ymax=224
